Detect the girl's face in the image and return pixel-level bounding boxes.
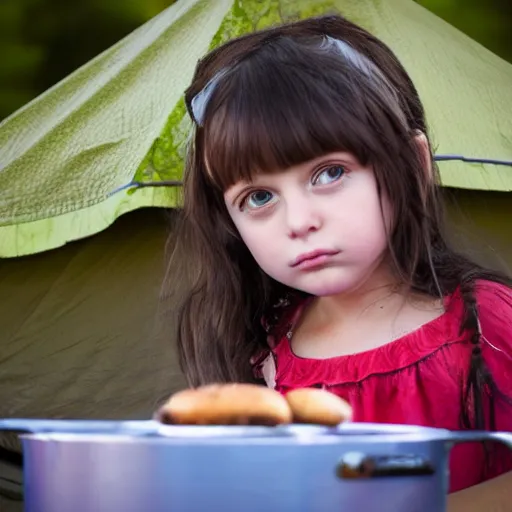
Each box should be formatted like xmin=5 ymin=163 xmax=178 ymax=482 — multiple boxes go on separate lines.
xmin=224 ymin=152 xmax=393 ymax=297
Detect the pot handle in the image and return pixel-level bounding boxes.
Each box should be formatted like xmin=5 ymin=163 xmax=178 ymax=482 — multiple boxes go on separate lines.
xmin=336 ymin=452 xmax=436 ymax=479
xmin=443 ymin=430 xmax=512 ymax=450
xmin=336 ymin=430 xmax=512 ymax=480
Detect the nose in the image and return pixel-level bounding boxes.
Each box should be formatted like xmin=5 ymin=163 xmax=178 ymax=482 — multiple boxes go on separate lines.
xmin=285 ymin=192 xmax=322 ymax=239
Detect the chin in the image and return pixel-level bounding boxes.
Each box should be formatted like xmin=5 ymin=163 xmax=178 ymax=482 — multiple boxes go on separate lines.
xmin=269 ymin=267 xmax=367 ymax=297
xmin=307 ymin=285 xmax=354 ymax=297
xmin=294 ymin=280 xmax=358 ymax=297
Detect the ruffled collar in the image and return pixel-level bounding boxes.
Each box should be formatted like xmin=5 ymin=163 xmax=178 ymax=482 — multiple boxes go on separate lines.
xmin=253 ymin=287 xmax=467 ymax=387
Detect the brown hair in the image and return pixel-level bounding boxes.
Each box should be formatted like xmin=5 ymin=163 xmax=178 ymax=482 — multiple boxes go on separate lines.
xmin=164 ymin=15 xmax=511 ymax=433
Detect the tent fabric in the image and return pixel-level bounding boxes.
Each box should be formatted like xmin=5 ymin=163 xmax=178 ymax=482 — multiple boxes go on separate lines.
xmin=0 ymin=455 xmax=22 ymax=511
xmin=443 ymin=191 xmax=511 ymax=274
xmin=0 ymin=209 xmax=186 ymax=455
xmin=0 ymin=0 xmax=230 ymax=259
xmin=1 ymin=0 xmax=511 ymax=259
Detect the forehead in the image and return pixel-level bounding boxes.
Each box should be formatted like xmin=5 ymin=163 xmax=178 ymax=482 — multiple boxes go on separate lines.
xmin=198 ymin=36 xmax=407 ymax=197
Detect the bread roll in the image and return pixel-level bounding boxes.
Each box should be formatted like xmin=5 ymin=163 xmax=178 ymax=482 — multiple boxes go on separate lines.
xmin=285 ymin=388 xmax=352 ymax=426
xmin=155 ymin=383 xmax=292 ymax=426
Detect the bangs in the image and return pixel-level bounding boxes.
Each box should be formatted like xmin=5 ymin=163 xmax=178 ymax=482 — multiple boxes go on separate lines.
xmin=201 ymin=36 xmax=408 ymax=190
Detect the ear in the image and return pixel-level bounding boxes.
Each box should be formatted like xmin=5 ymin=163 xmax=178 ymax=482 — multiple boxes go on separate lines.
xmin=413 ymin=131 xmax=433 ymax=183
xmin=413 ymin=131 xmax=434 ymax=205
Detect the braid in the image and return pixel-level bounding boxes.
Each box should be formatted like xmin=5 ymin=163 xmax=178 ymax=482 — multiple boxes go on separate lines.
xmin=458 ymin=279 xmax=500 ymax=476
xmin=459 ymin=279 xmax=496 ymax=431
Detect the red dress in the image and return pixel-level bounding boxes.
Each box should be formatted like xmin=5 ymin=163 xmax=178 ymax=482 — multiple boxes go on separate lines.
xmin=252 ymin=280 xmax=512 ymax=493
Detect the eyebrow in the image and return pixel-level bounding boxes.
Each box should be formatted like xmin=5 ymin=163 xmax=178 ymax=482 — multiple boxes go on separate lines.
xmin=224 ymin=152 xmax=359 ymax=204
xmin=311 ymin=153 xmax=359 ymax=167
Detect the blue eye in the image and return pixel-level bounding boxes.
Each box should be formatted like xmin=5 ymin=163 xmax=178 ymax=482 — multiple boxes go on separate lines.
xmin=244 ymin=190 xmax=274 ymax=210
xmin=313 ymin=165 xmax=345 ymax=185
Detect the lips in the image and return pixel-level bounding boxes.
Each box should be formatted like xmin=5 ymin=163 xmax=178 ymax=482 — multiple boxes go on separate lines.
xmin=290 ymin=249 xmax=340 ymax=268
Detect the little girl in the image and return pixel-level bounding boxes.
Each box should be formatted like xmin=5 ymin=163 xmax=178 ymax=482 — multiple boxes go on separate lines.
xmin=165 ymin=14 xmax=512 ymax=511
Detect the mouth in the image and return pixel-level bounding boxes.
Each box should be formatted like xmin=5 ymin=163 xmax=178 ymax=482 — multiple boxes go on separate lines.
xmin=290 ymin=249 xmax=340 ymax=270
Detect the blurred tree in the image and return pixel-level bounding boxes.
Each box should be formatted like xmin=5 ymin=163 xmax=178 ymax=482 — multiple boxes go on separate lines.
xmin=0 ymin=0 xmax=510 ymax=121
xmin=415 ymin=0 xmax=512 ymax=64
xmin=24 ymin=0 xmax=176 ymax=93
xmin=0 ymin=1 xmax=45 ymax=119
xmin=0 ymin=0 xmax=178 ymax=120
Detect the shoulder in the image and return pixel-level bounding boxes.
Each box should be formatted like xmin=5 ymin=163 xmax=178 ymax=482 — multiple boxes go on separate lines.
xmin=430 ymin=279 xmax=511 ymax=380
xmin=474 ymin=280 xmax=512 ymax=338
xmin=473 ymin=280 xmax=512 ymax=391
xmin=474 ymin=279 xmax=512 ymax=303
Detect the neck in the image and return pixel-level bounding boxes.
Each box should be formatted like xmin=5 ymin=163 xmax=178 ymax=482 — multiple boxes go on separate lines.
xmin=313 ymin=268 xmax=405 ymax=327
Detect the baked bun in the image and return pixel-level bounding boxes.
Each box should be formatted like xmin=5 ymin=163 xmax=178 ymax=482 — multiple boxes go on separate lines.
xmin=285 ymin=388 xmax=352 ymax=426
xmin=155 ymin=383 xmax=292 ymax=426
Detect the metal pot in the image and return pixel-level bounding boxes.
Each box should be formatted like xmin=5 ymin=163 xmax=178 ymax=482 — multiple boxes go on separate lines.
xmin=1 ymin=419 xmax=511 ymax=512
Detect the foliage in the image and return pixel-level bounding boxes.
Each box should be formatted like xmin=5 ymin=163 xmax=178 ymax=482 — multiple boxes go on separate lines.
xmin=134 ymin=0 xmax=341 ymax=185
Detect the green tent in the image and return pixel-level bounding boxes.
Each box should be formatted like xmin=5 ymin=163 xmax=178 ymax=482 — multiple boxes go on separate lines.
xmin=0 ymin=0 xmax=511 ymax=508
xmin=0 ymin=210 xmax=186 ymax=508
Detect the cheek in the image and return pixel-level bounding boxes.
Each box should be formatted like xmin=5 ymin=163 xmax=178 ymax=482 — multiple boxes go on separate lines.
xmin=343 ymin=218 xmax=387 ymax=258
xmin=338 ymin=189 xmax=389 ymax=256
